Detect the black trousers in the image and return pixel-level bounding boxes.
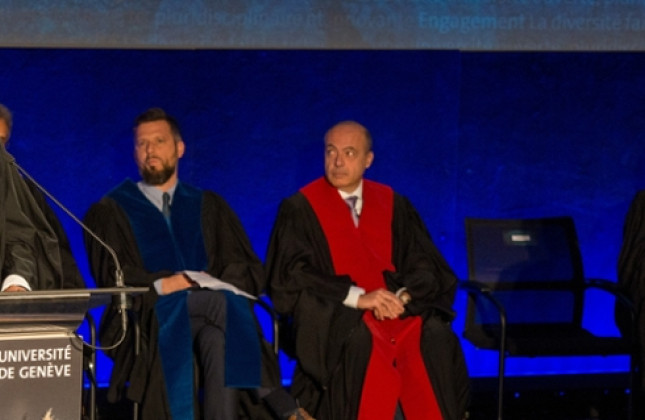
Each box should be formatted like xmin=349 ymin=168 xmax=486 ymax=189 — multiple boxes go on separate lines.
xmin=186 ymin=289 xmax=298 ymax=420
xmin=187 ymin=290 xmax=238 ymax=420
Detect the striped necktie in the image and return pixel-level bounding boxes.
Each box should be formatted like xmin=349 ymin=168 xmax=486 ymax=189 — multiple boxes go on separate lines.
xmin=345 ymin=195 xmax=359 ymax=227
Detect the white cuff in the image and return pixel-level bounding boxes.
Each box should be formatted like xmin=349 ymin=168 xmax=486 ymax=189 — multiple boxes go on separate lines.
xmin=343 ymin=285 xmax=366 ymax=308
xmin=1 ymin=275 xmax=32 ymax=291
xmin=153 ymin=278 xmax=164 ymax=295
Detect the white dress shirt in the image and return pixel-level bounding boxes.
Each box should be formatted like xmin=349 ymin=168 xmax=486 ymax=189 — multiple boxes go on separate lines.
xmin=338 ymin=182 xmax=366 ymax=308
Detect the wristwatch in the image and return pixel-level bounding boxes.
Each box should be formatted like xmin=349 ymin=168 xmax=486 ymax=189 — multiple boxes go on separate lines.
xmin=396 ymin=287 xmax=412 ymax=305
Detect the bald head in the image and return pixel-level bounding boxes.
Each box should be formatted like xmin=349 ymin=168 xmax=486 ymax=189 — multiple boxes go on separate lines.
xmin=324 ymin=121 xmax=374 ymax=192
xmin=324 ymin=121 xmax=372 ymax=152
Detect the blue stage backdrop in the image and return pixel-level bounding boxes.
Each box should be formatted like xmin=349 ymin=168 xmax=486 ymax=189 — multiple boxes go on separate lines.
xmin=1 ymin=49 xmax=642 ymax=384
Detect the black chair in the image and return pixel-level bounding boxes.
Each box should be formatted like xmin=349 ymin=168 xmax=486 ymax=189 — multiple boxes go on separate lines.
xmin=461 ymin=216 xmax=637 ymax=420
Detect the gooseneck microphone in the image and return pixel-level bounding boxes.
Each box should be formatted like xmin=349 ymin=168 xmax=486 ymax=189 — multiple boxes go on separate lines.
xmin=8 ymin=152 xmax=129 ymax=351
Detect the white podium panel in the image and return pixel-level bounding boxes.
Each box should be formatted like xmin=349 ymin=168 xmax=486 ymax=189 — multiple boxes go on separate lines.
xmin=0 ymin=332 xmax=83 ymax=420
xmin=0 ymin=287 xmax=149 ymax=420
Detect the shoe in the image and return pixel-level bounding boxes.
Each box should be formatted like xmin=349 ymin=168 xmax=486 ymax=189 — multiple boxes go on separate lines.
xmin=286 ymin=407 xmax=316 ymax=420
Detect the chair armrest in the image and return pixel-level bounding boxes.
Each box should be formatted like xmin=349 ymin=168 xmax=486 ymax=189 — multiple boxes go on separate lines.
xmin=460 ymin=280 xmax=493 ymax=294
xmin=459 ymin=280 xmax=507 ymax=319
xmin=584 ymin=278 xmax=636 ymax=318
xmin=459 ymin=280 xmax=508 ymax=333
xmin=254 ymin=295 xmax=279 ymax=356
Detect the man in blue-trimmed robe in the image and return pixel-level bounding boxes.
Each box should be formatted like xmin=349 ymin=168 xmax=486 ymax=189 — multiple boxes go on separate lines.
xmin=84 ymin=108 xmax=308 ymax=420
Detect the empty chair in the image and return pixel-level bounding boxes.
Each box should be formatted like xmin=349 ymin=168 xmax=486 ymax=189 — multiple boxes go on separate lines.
xmin=461 ymin=216 xmax=636 ymax=420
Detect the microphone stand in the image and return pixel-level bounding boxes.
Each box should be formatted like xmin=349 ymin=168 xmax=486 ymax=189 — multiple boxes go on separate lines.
xmin=11 ymin=158 xmax=129 ymax=351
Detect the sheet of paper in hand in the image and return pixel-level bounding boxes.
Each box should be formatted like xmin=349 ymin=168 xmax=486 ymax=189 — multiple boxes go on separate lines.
xmin=182 ymin=271 xmax=256 ymax=300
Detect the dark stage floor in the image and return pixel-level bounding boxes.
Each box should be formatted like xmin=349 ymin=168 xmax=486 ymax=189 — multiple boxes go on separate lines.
xmin=467 ymin=374 xmax=633 ymax=420
xmin=86 ymin=373 xmax=635 ymax=420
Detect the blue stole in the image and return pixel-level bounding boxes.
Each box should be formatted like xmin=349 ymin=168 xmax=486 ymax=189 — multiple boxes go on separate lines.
xmin=108 ymin=180 xmax=261 ymax=419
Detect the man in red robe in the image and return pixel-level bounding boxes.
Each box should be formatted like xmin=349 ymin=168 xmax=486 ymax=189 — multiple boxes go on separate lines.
xmin=266 ymin=121 xmax=470 ymax=419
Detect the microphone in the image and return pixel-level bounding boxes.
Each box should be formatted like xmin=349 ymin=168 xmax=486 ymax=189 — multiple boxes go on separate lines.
xmin=9 ymin=154 xmax=129 ymax=349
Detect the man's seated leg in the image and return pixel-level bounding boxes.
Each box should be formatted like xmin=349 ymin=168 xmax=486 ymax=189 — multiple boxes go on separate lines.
xmin=188 ymin=290 xmax=239 ymax=419
xmin=188 ymin=290 xmax=316 ymax=420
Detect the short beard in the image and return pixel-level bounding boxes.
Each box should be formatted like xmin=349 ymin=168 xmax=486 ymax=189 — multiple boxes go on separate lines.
xmin=141 ymin=165 xmax=175 ymax=186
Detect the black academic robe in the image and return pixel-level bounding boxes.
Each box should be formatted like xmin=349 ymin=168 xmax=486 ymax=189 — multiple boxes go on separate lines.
xmin=616 ymin=190 xmax=645 ymax=390
xmin=24 ymin=179 xmax=85 ymax=289
xmin=0 ymin=143 xmax=64 ymax=289
xmin=266 ymin=188 xmax=470 ymax=420
xmin=83 ymin=180 xmax=279 ymax=420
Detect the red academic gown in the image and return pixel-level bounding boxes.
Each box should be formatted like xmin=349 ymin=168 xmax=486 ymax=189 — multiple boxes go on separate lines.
xmin=267 ymin=177 xmax=469 ymax=420
xmin=301 ymin=178 xmax=442 ymax=419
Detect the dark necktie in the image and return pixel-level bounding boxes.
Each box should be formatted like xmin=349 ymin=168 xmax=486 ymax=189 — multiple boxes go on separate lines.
xmin=162 ymin=192 xmax=171 ymax=221
xmin=345 ymin=195 xmax=359 ymax=227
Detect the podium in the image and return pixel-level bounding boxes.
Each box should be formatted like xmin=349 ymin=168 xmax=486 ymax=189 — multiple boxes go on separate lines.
xmin=0 ymin=287 xmax=148 ymax=420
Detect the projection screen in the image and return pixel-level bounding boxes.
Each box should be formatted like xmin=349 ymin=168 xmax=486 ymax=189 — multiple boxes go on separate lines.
xmin=1 ymin=0 xmax=645 ymax=51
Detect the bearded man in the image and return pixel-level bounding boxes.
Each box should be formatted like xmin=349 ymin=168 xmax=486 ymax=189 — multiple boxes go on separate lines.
xmin=83 ymin=108 xmax=310 ymax=420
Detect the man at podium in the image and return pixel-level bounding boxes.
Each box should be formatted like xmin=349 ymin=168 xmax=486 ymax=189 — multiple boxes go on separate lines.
xmin=0 ymin=103 xmax=84 ymax=291
xmin=1 ymin=109 xmax=63 ymax=292
xmin=1 ymin=104 xmax=88 ymax=420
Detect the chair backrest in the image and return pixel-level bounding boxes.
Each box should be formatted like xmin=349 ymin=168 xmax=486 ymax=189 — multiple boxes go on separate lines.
xmin=465 ymin=216 xmax=585 ymax=330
